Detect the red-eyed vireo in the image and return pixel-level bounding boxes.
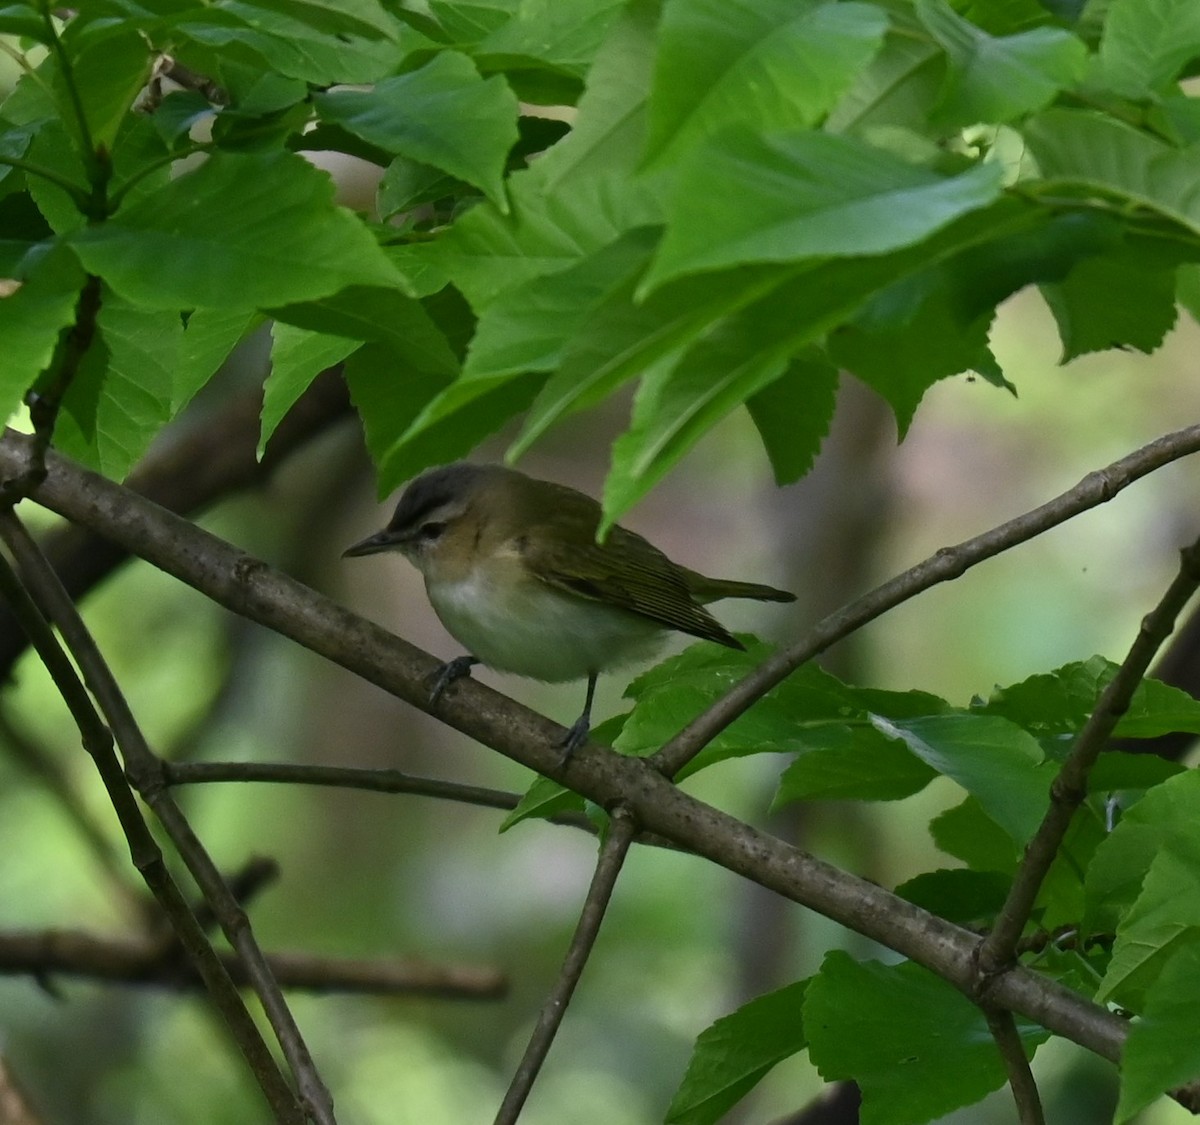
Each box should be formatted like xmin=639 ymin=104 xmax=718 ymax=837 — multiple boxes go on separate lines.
xmin=344 ymin=462 xmax=794 ymax=757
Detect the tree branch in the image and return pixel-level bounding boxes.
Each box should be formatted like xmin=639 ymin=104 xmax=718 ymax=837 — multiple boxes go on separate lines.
xmin=495 ymin=805 xmax=638 ymax=1124
xmin=0 ymin=510 xmax=332 ymax=1125
xmin=0 ymin=927 xmax=506 ymax=999
xmin=0 ymin=531 xmax=303 ymax=1123
xmin=978 ymin=531 xmax=1200 ymax=974
xmin=650 ymin=421 xmax=1200 ymax=777
xmin=0 ymin=430 xmax=1135 ymax=1070
xmin=985 ymin=1008 xmax=1044 ymax=1125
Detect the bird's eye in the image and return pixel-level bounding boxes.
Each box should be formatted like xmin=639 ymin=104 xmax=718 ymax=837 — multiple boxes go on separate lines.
xmin=419 ymin=521 xmax=446 ymax=542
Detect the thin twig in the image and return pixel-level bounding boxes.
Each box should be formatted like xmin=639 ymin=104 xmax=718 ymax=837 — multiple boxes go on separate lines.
xmin=978 ymin=531 xmax=1200 ymax=976
xmin=494 ymin=805 xmax=639 ymax=1125
xmin=164 ymin=760 xmax=689 ymax=849
xmin=0 ymin=511 xmax=333 ymax=1125
xmin=0 ymin=542 xmax=303 ymax=1123
xmin=650 ymin=423 xmax=1200 ymax=778
xmin=0 ymin=927 xmax=506 ymax=999
xmin=985 ymin=1008 xmax=1045 ymax=1125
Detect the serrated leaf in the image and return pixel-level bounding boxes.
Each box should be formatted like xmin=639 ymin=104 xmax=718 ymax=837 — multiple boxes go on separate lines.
xmin=930 ymin=796 xmax=1020 ymax=871
xmin=600 ymin=294 xmax=820 ymax=530
xmin=916 ymin=0 xmax=1086 ymax=126
xmin=746 ymin=350 xmax=838 ymax=485
xmin=0 ymin=241 xmax=86 ymax=421
xmin=980 ymin=656 xmax=1200 ymax=741
xmin=895 ymin=869 xmax=1011 ymax=927
xmin=1085 ymin=770 xmax=1200 ymax=937
xmin=314 ymin=52 xmax=519 ymax=208
xmin=1098 ymin=838 xmax=1200 ymax=1012
xmin=643 ymin=131 xmax=1003 ymax=291
xmin=1024 ymin=108 xmax=1200 ymax=238
xmin=774 ymin=726 xmax=937 ymax=804
xmin=1116 ymin=937 xmax=1200 ymax=1122
xmin=57 ymin=23 xmax=153 ymax=151
xmin=646 ymin=0 xmax=888 ymax=165
xmin=261 ymin=324 xmax=360 ymax=455
xmin=1096 ymin=0 xmax=1200 ymax=98
xmin=1041 ymin=244 xmax=1181 ymax=360
xmin=871 ymin=713 xmax=1052 ymax=844
xmin=55 ymin=291 xmax=182 ymax=479
xmin=174 ymin=6 xmax=401 ymax=86
xmin=269 ymin=286 xmax=459 ymax=376
xmin=463 ymin=226 xmax=658 ymax=385
xmin=175 ymin=308 xmax=263 ymax=413
xmin=431 ymin=161 xmax=658 ymax=309
xmin=805 ymin=952 xmax=1047 ymax=1125
xmin=666 ymin=980 xmax=808 ymax=1125
xmin=475 ymin=0 xmax=624 ymax=78
xmin=69 ymin=151 xmax=401 ymax=309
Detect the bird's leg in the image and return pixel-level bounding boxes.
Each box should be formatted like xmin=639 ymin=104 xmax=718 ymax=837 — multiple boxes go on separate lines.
xmin=428 ymin=655 xmax=480 ymax=706
xmin=559 ymin=672 xmax=599 ymax=761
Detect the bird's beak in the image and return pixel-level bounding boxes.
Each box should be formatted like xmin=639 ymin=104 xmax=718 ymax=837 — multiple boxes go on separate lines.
xmin=343 ymin=528 xmax=405 ymax=558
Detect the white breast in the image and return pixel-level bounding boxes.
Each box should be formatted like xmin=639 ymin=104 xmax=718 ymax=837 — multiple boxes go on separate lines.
xmin=427 ymin=569 xmax=666 ymax=682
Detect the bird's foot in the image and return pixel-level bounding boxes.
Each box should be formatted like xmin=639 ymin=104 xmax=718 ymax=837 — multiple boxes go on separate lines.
xmin=428 ymin=656 xmax=479 ymax=706
xmin=558 ymin=715 xmax=591 ymax=762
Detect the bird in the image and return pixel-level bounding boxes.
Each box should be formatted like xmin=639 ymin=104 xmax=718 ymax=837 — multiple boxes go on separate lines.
xmin=343 ymin=462 xmax=794 ymax=758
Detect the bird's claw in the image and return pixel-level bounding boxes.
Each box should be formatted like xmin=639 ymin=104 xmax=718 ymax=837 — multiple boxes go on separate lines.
xmin=558 ymin=716 xmax=590 ymax=763
xmin=428 ymin=656 xmax=478 ymax=706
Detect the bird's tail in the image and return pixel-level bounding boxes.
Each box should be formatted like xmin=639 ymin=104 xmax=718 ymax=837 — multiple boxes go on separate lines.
xmin=681 ymin=569 xmax=795 ymax=605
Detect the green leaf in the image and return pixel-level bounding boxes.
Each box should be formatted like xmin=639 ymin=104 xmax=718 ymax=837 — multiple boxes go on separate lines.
xmin=871 ymin=713 xmax=1052 ymax=844
xmin=930 ymin=796 xmax=1020 ymax=871
xmin=175 ymin=309 xmax=263 ymax=413
xmin=269 ymin=286 xmax=460 ymax=376
xmin=498 ymin=775 xmax=586 ymax=832
xmin=896 ymin=869 xmax=1011 ymax=927
xmin=774 ymin=725 xmax=937 ymax=804
xmin=69 ymin=151 xmax=402 ymax=309
xmin=830 ymin=266 xmax=999 ymax=434
xmin=1098 ymin=836 xmax=1200 ymax=1012
xmin=173 ymin=5 xmax=403 ymax=86
xmin=474 ymin=0 xmax=625 ymax=80
xmin=534 ymin=0 xmax=658 ymax=189
xmin=1096 ymin=0 xmax=1200 ymax=97
xmin=980 ymin=656 xmax=1200 ymax=741
xmin=1116 ymin=937 xmax=1200 ymax=1122
xmin=1085 ymin=770 xmax=1200 ymax=938
xmin=617 ymin=647 xmax=951 ymax=778
xmin=57 ymin=23 xmax=154 ymax=151
xmin=430 ymin=161 xmax=659 ymax=309
xmin=462 ymin=226 xmax=658 ymax=385
xmin=55 ymin=291 xmax=182 ymax=479
xmin=746 ymin=351 xmax=839 ymax=485
xmin=804 ymin=952 xmax=1048 ymax=1125
xmin=260 ymin=324 xmax=361 ymax=455
xmin=600 ymin=290 xmax=826 ymax=529
xmin=643 ymin=131 xmax=1004 ymax=291
xmin=0 ymin=242 xmax=86 ymax=421
xmin=1040 ymin=243 xmax=1181 ymax=360
xmin=645 ymin=0 xmax=889 ymax=165
xmin=313 ymin=52 xmax=519 ymax=208
xmin=243 ymin=0 xmax=398 ymax=39
xmin=379 ymin=371 xmax=544 ymax=493
xmin=1023 ymin=108 xmax=1200 ymax=238
xmin=915 ymin=0 xmax=1087 ymax=126
xmin=666 ymin=980 xmax=808 ymax=1125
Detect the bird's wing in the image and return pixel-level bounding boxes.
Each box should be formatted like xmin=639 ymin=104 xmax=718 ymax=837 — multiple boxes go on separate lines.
xmin=517 ymin=510 xmax=743 ymax=649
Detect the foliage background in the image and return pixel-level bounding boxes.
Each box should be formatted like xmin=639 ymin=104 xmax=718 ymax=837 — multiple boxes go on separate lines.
xmin=2 ymin=0 xmax=1200 ymax=1122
